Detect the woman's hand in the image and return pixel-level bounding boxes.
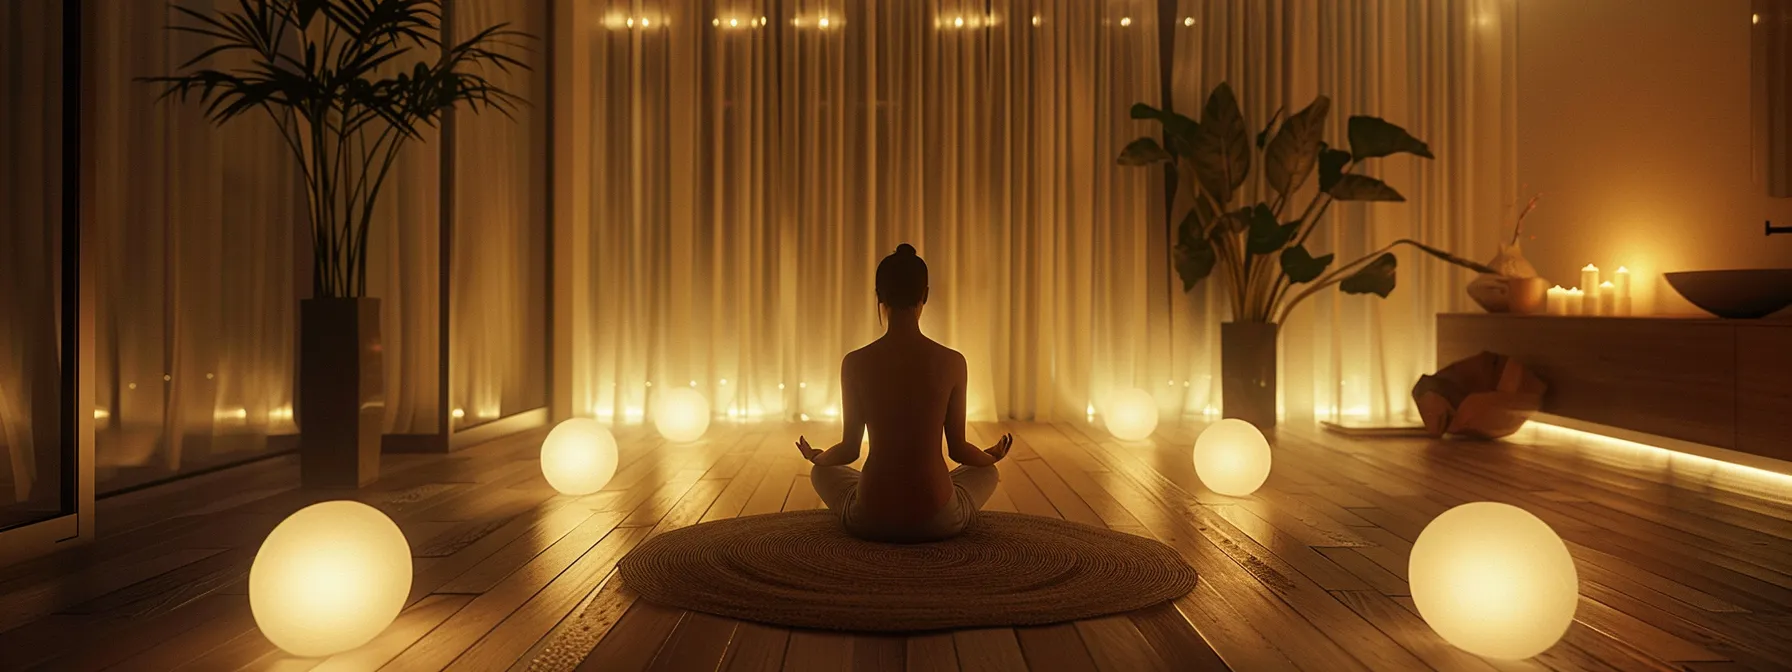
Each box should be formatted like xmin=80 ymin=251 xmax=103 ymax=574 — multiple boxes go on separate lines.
xmin=795 ymin=436 xmax=824 ymax=463
xmin=983 ymin=434 xmax=1014 ymax=462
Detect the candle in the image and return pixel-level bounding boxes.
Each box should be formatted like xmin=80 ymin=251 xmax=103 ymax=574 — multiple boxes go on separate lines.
xmin=1598 ymin=280 xmax=1616 ymax=316
xmin=1579 ymin=264 xmax=1600 ymax=314
xmin=1614 ymin=266 xmax=1632 ymax=316
xmin=1565 ymin=287 xmax=1584 ymax=315
xmin=1546 ymin=285 xmax=1569 ymax=316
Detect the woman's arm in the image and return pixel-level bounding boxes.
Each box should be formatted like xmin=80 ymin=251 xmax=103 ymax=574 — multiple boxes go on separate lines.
xmin=809 ymin=354 xmax=864 ymax=467
xmin=944 ymin=353 xmax=1001 ymax=467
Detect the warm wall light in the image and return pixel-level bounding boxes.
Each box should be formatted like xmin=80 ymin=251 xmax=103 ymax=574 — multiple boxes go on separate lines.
xmin=250 ymin=501 xmax=411 ymax=658
xmin=1192 ymin=419 xmax=1272 ymax=496
xmin=1410 ymin=502 xmax=1577 ymax=660
xmin=541 ymin=418 xmax=619 ymax=496
xmin=1104 ymin=388 xmax=1158 ymax=441
xmin=656 ymin=388 xmax=711 ymax=442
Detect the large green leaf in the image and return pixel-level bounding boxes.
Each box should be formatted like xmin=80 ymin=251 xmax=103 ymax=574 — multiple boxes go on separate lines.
xmin=1340 ymin=253 xmax=1398 ymax=297
xmin=1263 ymin=96 xmax=1331 ymax=196
xmin=1347 ymin=116 xmax=1434 ymax=160
xmin=1327 ymin=174 xmax=1406 ymax=202
xmin=1280 ymin=245 xmax=1334 ymax=283
xmin=1244 ymin=204 xmax=1298 ymax=255
xmin=1117 ymin=137 xmax=1173 ymax=166
xmin=1173 ymin=222 xmax=1218 ymax=292
xmin=1191 ymin=83 xmax=1251 ymax=206
xmin=1318 ymin=145 xmax=1352 ymax=193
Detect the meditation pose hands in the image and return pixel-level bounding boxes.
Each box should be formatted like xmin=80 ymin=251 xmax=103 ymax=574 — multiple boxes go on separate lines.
xmin=797 ymin=433 xmax=1012 ymax=465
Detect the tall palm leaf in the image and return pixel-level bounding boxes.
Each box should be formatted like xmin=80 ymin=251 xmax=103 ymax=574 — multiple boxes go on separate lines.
xmin=144 ymin=0 xmax=529 ymax=297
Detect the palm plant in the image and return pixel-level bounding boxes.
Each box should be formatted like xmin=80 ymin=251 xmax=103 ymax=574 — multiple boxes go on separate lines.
xmin=1118 ymin=83 xmax=1494 ymax=324
xmin=145 ymin=0 xmax=528 ymax=297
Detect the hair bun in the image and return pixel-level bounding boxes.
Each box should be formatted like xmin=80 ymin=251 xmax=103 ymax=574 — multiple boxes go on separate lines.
xmin=895 ymin=243 xmax=917 ymax=257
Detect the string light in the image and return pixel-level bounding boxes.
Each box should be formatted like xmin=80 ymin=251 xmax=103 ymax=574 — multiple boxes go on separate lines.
xmin=1183 ymin=17 xmax=1195 ymax=27
xmin=1031 ymin=15 xmax=1041 ymax=26
xmin=955 ymin=16 xmax=964 ymax=27
xmin=641 ymin=17 xmax=651 ymax=27
xmin=713 ymin=18 xmax=720 ymax=26
xmin=819 ymin=17 xmax=830 ymax=28
xmin=1119 ymin=17 xmax=1132 ymax=27
xmin=626 ymin=17 xmax=634 ymax=27
xmin=729 ymin=18 xmax=738 ymax=27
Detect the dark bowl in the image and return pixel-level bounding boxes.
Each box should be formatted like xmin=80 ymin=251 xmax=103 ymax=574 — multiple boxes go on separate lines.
xmin=1663 ymin=269 xmax=1792 ymax=319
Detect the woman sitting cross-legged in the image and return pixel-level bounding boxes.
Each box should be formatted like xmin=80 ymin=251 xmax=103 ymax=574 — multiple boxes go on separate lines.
xmin=796 ymin=244 xmax=1012 ymax=543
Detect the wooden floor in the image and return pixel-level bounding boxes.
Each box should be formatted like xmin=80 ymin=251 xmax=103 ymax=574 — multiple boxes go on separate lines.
xmin=1 ymin=419 xmax=1790 ymax=671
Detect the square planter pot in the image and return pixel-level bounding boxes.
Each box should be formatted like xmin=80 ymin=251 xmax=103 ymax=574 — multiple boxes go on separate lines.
xmin=299 ymin=297 xmax=384 ymax=488
xmin=1221 ymin=321 xmax=1278 ymax=429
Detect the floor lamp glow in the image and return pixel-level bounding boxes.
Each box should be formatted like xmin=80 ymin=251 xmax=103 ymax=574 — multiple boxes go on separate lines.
xmin=249 ymin=501 xmax=412 ymax=657
xmin=1409 ymin=502 xmax=1578 ymax=660
xmin=541 ymin=418 xmax=620 ymax=495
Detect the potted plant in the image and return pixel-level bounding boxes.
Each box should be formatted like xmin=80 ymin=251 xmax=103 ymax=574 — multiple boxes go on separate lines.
xmin=1118 ymin=83 xmax=1493 ymax=428
xmin=147 ymin=0 xmax=526 ymax=487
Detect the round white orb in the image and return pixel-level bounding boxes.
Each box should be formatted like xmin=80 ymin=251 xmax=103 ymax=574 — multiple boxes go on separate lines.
xmin=1105 ymin=388 xmax=1159 ymax=441
xmin=250 ymin=501 xmax=411 ymax=658
xmin=1192 ymin=418 xmax=1272 ymax=497
xmin=541 ymin=418 xmax=619 ymax=495
xmin=655 ymin=388 xmax=711 ymax=443
xmin=1410 ymin=502 xmax=1578 ymax=660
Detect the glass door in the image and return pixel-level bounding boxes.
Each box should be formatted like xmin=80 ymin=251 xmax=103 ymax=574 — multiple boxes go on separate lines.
xmin=0 ymin=0 xmax=90 ymax=564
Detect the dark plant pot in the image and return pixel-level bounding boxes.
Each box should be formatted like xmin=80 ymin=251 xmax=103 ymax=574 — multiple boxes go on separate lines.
xmin=1221 ymin=321 xmax=1278 ymax=429
xmin=299 ymin=298 xmax=385 ymax=488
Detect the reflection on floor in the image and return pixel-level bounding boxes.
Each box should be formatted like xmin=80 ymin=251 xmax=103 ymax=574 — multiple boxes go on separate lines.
xmin=0 ymin=419 xmax=1788 ymax=670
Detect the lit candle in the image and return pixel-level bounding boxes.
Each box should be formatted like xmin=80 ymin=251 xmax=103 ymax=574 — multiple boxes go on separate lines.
xmin=1614 ymin=266 xmax=1632 ymax=316
xmin=1546 ymin=285 xmax=1569 ymax=316
xmin=1598 ymin=280 xmax=1616 ymax=316
xmin=1579 ymin=264 xmax=1600 ymax=315
xmin=1565 ymin=287 xmax=1584 ymax=315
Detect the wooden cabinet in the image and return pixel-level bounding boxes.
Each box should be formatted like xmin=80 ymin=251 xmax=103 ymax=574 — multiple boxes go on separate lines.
xmin=1437 ymin=314 xmax=1792 ymax=460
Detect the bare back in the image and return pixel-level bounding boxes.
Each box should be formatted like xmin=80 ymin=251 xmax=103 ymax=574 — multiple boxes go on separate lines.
xmin=841 ymin=333 xmax=965 ymax=527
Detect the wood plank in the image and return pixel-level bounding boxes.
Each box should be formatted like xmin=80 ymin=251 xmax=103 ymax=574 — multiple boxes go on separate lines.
xmin=852 ymin=635 xmax=906 ymax=672
xmin=1128 ymin=601 xmax=1229 ymax=671
xmin=1013 ymin=624 xmax=1099 ymax=672
xmin=720 ymin=622 xmax=792 ymax=672
xmin=575 ymin=601 xmax=684 ymax=671
xmin=1074 ymin=616 xmax=1172 ymax=672
xmin=903 ymin=633 xmax=959 ymax=672
xmin=782 ymin=630 xmax=855 ymax=671
xmin=950 ymin=628 xmax=1029 ymax=672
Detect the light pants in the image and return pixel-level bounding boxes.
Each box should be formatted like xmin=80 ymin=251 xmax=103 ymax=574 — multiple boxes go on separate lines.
xmin=809 ymin=464 xmax=1000 ymax=543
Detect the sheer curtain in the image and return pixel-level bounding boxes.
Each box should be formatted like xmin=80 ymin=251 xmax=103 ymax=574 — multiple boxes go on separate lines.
xmin=0 ymin=0 xmax=64 ymax=521
xmin=449 ymin=0 xmax=551 ymax=429
xmin=85 ymin=0 xmax=302 ymax=492
xmin=1168 ymin=0 xmax=1518 ymax=422
xmin=564 ymin=0 xmax=1168 ymax=424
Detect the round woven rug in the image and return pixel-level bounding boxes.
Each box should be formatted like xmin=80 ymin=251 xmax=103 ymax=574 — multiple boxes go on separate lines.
xmin=616 ymin=511 xmax=1199 ymax=632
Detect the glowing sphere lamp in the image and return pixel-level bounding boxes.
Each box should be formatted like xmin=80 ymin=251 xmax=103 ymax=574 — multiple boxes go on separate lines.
xmin=541 ymin=418 xmax=619 ymax=495
xmin=655 ymin=388 xmax=711 ymax=443
xmin=1192 ymin=419 xmax=1272 ymax=496
xmin=250 ymin=501 xmax=411 ymax=657
xmin=1410 ymin=502 xmax=1578 ymax=660
xmin=1104 ymin=388 xmax=1159 ymax=441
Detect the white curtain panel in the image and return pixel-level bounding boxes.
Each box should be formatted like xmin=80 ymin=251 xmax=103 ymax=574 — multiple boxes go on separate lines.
xmin=1171 ymin=0 xmax=1518 ymax=422
xmin=565 ymin=0 xmax=1516 ymax=425
xmin=564 ymin=0 xmax=1168 ymax=424
xmin=0 ymin=0 xmax=63 ymax=507
xmin=83 ymin=0 xmax=302 ymax=489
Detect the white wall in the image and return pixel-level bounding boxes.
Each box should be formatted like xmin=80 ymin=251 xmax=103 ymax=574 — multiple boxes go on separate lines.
xmin=1518 ymin=0 xmax=1792 ymax=315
